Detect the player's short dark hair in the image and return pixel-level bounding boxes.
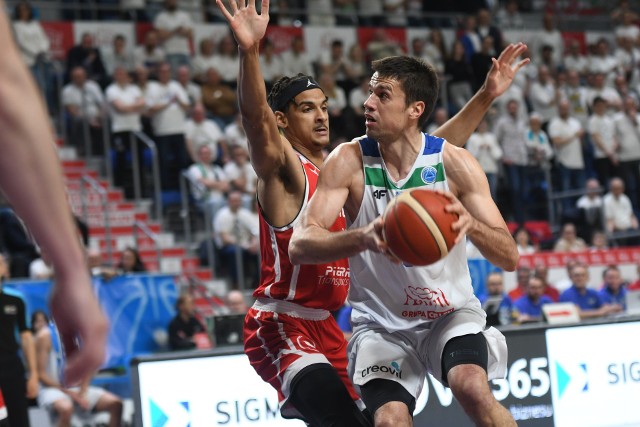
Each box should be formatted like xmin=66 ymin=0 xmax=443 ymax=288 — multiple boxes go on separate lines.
xmin=371 ymin=56 xmax=439 ymax=129
xmin=267 ymin=73 xmax=317 ymax=113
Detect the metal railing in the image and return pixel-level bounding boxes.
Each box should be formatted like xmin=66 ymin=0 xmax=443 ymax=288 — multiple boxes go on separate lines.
xmin=80 ymin=173 xmax=113 ymax=263
xmin=132 ymin=220 xmax=161 ymax=271
xmin=131 ymin=131 xmax=163 ymax=223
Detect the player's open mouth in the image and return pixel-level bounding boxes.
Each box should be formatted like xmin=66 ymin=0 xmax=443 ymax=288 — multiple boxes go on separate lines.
xmin=314 ymin=127 xmax=328 ymax=135
xmin=365 ymin=115 xmax=377 ymax=125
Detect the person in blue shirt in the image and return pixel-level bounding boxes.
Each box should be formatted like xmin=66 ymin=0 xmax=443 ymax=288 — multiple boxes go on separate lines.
xmin=559 ymin=264 xmax=622 ymax=319
xmin=598 ymin=265 xmax=627 ymax=309
xmin=513 ymin=276 xmax=553 ymax=323
xmin=478 ymin=272 xmax=513 ymax=325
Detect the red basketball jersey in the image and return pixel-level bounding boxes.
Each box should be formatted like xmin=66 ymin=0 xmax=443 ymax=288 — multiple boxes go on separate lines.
xmin=254 ymin=153 xmax=349 ymax=311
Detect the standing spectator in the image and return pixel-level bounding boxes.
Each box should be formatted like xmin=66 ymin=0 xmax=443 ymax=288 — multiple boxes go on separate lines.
xmin=357 ymin=0 xmax=384 ymax=26
xmin=62 ymin=67 xmax=106 ymax=156
xmin=495 ymin=99 xmax=529 ymax=224
xmin=318 ymin=40 xmax=348 ymax=88
xmin=425 ymin=107 xmax=448 ymax=134
xmin=562 ymin=70 xmax=589 ymax=128
xmin=201 ymin=67 xmax=238 ymax=128
xmin=102 ymin=34 xmax=135 ymax=76
xmin=559 ymin=264 xmax=622 ymax=319
xmin=176 ymin=65 xmax=201 ymax=108
xmin=508 ymin=265 xmax=531 ymax=302
xmin=614 ymin=36 xmax=640 ymax=85
xmin=281 ymin=36 xmax=314 ymax=77
xmin=524 ymin=112 xmax=553 ymax=190
xmin=224 ymin=114 xmax=248 ymax=151
xmin=533 ymin=263 xmax=561 ymax=302
xmin=214 ymin=35 xmax=240 ymax=86
xmin=383 ymin=0 xmax=407 ymax=27
xmin=318 ymin=73 xmax=348 ymax=143
xmin=528 ymin=65 xmax=558 ymax=129
xmin=120 ymin=0 xmax=147 ymax=21
xmin=533 ymin=14 xmax=564 ymax=66
xmin=306 ymin=0 xmax=335 ymax=26
xmin=603 ymin=177 xmax=639 ymax=246
xmin=496 ymin=0 xmax=523 ymax=29
xmin=192 ymin=38 xmax=216 ymax=83
xmin=185 ymin=103 xmax=226 ymax=162
xmin=614 ymin=10 xmax=640 ymax=42
xmin=470 ymin=36 xmax=495 ymax=91
xmin=576 ymin=178 xmax=605 ymax=242
xmin=422 ymin=29 xmax=447 ymax=75
xmin=445 ymin=40 xmax=474 ymax=113
xmin=549 ymin=99 xmax=586 ymax=213
xmin=224 ymin=146 xmax=257 ymax=209
xmin=563 ymin=40 xmax=589 ymax=78
xmin=465 ymin=119 xmax=502 ymax=201
xmin=153 ymin=0 xmax=193 ymax=72
xmin=513 ymin=227 xmax=537 ymax=255
xmin=588 ymin=39 xmax=620 ymax=84
xmin=589 ymin=97 xmax=620 ymax=186
xmin=106 ymin=66 xmax=145 ymax=198
xmin=168 ymin=294 xmax=206 ymax=350
xmin=513 ymin=276 xmax=554 ymax=323
xmin=343 ymin=43 xmax=367 ymax=91
xmin=587 ymin=73 xmax=622 ymax=111
xmin=259 ymin=38 xmax=283 ymax=90
xmin=133 ymin=30 xmax=166 ymax=76
xmin=598 ymin=265 xmax=627 ymax=309
xmin=66 ymin=33 xmax=107 ymax=86
xmin=459 ymin=15 xmax=481 ymax=63
xmin=476 ymin=8 xmax=502 ymax=55
xmin=0 ymin=253 xmax=38 ymax=427
xmin=213 ymin=191 xmax=259 ymax=289
xmin=186 ymin=144 xmax=229 ymax=219
xmin=553 ymin=222 xmax=588 ymax=253
xmin=613 ymin=96 xmax=640 ymax=211
xmin=145 ymin=62 xmax=190 ymax=191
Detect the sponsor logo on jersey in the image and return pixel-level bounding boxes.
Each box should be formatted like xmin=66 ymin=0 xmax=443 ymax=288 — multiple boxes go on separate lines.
xmin=373 ymin=189 xmax=387 ymax=199
xmin=404 ymin=286 xmax=451 ymax=308
xmin=402 ymin=307 xmax=455 ymax=319
xmin=361 ymin=361 xmax=402 ymax=379
xmin=318 ymin=266 xmax=350 ymax=286
xmin=420 ymin=166 xmax=437 ymax=184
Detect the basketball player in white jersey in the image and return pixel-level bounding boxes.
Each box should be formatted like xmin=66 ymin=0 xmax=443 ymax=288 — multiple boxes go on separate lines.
xmin=219 ymin=1 xmax=527 ymax=425
xmin=0 ymin=0 xmax=107 ymax=389
xmin=290 ymin=56 xmax=522 ymax=426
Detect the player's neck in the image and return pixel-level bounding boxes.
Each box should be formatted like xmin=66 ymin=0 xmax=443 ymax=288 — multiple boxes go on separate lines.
xmin=379 ymin=129 xmax=423 ymax=180
xmin=292 ymin=143 xmax=324 ymax=169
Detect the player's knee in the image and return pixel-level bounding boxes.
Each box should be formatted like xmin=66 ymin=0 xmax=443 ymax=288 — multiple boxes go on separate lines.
xmin=374 ymin=401 xmax=412 ymax=427
xmin=448 ymin=364 xmax=494 ymax=412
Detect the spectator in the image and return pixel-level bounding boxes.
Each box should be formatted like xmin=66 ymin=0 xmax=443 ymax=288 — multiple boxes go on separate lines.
xmin=533 ymin=14 xmax=564 ymax=66
xmin=318 ymin=40 xmax=348 ymax=88
xmin=465 ymin=119 xmax=501 ymax=201
xmin=343 ymin=43 xmax=367 ymax=91
xmin=614 ymin=36 xmax=640 ymax=84
xmin=134 ymin=30 xmax=166 ymax=76
xmin=555 ymin=258 xmax=580 ymax=291
xmin=422 ymin=29 xmax=447 ymax=76
xmin=120 ymin=0 xmax=147 ymax=21
xmin=185 ymin=103 xmax=226 ymax=162
xmin=471 ymin=36 xmax=495 ymax=91
xmin=563 ymin=40 xmax=588 ymax=77
xmin=102 ymin=34 xmax=135 ymax=76
xmin=496 ymin=0 xmax=523 ymax=29
xmin=106 ymin=66 xmax=146 ymax=198
xmin=588 ymin=39 xmax=620 ymax=84
xmin=590 ymin=230 xmax=610 ymax=251
xmin=524 ymin=112 xmax=553 ymax=203
xmin=318 ymin=73 xmax=348 ymax=143
xmin=225 ymin=290 xmax=249 ymax=314
xmin=562 ymin=70 xmax=589 ymax=127
xmin=145 ymin=62 xmax=190 ymax=191
xmin=186 ymin=144 xmax=229 ymax=219
xmin=224 ymin=113 xmax=248 ymax=151
xmin=587 ymin=73 xmax=622 ymax=111
xmin=116 ymin=246 xmax=146 ymax=273
xmin=153 ymin=0 xmax=193 ymax=71
xmin=513 ymin=227 xmax=537 ymax=255
xmin=224 ymin=145 xmax=257 ymax=209
xmin=62 ymin=66 xmax=106 ymax=156
xmin=533 ymin=263 xmax=561 ymax=302
xmin=598 ymin=265 xmax=627 ymax=308
xmin=478 ymin=271 xmax=513 ymax=325
xmin=495 ymin=99 xmax=529 ymax=224
xmin=611 ymin=1 xmax=638 ymax=27
xmin=384 ymin=0 xmax=407 ymax=27
xmin=192 ymin=38 xmax=216 ymax=83
xmin=306 ymin=0 xmax=335 ymax=26
xmin=168 ymin=293 xmax=206 ymax=350
xmin=281 ymin=36 xmax=314 ymax=77
xmin=87 ymin=248 xmax=118 ymax=280
xmin=213 ymin=191 xmax=259 ymax=289
xmin=0 ymin=208 xmax=39 ymax=278
xmin=0 ymin=253 xmax=38 ymax=427
xmin=615 ymin=11 xmax=640 ymax=48
xmin=589 ymin=97 xmax=619 ymax=186
xmin=528 ymin=65 xmax=558 ymax=129
xmin=366 ymin=28 xmax=403 ymax=62
xmin=259 ymin=38 xmax=284 ymax=89
xmin=613 ymin=96 xmax=640 ymax=211
xmin=549 ymin=99 xmax=586 ymax=213
xmin=508 ymin=265 xmax=531 ymax=301
xmin=603 ymin=177 xmax=639 ymax=245
xmin=201 ymin=67 xmax=238 ymax=128
xmin=32 ymin=310 xmax=123 ymax=427
xmin=559 ymin=264 xmax=622 ymax=319
xmin=513 ymin=276 xmax=554 ymax=323
xmin=576 ymin=178 xmax=605 ymax=241
xmin=356 ymin=0 xmax=384 ymax=27
xmin=346 ymin=76 xmax=368 ymax=137
xmin=476 ymin=8 xmax=502 ymax=55
xmin=214 ymin=35 xmax=240 ymax=86
xmin=445 ymin=40 xmax=474 ymax=113
xmin=176 ymin=65 xmax=201 ymax=108
xmin=553 ymin=223 xmax=588 ymax=253
xmin=459 ymin=15 xmax=480 ymax=63
xmin=425 ymin=107 xmax=448 ymax=134
xmin=613 ymin=74 xmax=639 ymax=105
xmin=66 ymin=32 xmax=107 ymax=86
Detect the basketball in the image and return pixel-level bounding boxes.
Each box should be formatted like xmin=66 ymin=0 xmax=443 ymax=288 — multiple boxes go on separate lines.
xmin=382 ymin=189 xmax=458 ymax=266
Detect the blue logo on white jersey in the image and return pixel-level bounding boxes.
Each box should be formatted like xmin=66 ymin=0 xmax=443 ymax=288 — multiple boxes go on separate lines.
xmin=421 ymin=166 xmax=437 ymax=184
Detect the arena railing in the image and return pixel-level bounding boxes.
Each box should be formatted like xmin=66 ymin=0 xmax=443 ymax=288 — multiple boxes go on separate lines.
xmin=131 ymin=130 xmax=162 ymax=224
xmin=80 ymin=172 xmax=113 ymax=263
xmin=133 ymin=219 xmax=161 ymax=270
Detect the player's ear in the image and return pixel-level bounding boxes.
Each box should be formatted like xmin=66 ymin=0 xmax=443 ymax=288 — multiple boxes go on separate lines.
xmin=274 ymin=111 xmax=288 ymax=129
xmin=408 ymin=101 xmax=425 ymax=122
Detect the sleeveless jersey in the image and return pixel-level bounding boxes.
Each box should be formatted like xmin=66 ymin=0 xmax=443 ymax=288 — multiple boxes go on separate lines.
xmin=348 ymin=134 xmax=476 ymax=332
xmin=253 ymin=153 xmax=349 ymax=311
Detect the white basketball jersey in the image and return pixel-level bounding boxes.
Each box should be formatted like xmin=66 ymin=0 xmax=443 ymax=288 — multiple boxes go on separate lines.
xmin=348 ymin=133 xmax=477 ymax=332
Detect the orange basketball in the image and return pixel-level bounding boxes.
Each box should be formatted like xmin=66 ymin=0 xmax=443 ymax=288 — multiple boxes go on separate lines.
xmin=382 ymin=189 xmax=458 ymax=266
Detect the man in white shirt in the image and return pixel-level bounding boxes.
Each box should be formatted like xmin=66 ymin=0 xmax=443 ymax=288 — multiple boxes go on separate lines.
xmin=176 ymin=65 xmax=201 ymax=108
xmin=549 ymin=99 xmax=586 ymax=213
xmin=145 ymin=62 xmax=190 ymax=191
xmin=589 ymin=96 xmax=619 ymax=185
xmin=106 ymin=66 xmax=145 ymax=198
xmin=62 ymin=66 xmax=105 ymax=156
xmin=192 ymin=38 xmax=216 ymax=83
xmin=613 ymin=96 xmax=640 ymax=211
xmin=281 ymin=36 xmax=313 ymax=77
xmin=587 ymin=73 xmax=623 ymax=111
xmin=563 ymin=40 xmax=588 ymax=77
xmin=185 ymin=104 xmax=226 ymax=163
xmin=528 ymin=65 xmax=558 ymax=128
xmin=133 ymin=30 xmax=166 ymax=76
xmin=153 ymin=0 xmax=193 ymax=72
xmin=603 ymin=177 xmax=639 ymax=246
xmin=223 ymin=145 xmax=257 ymax=210
xmin=223 ymin=114 xmax=248 ymax=152
xmin=533 ymin=14 xmax=564 ymax=65
xmin=186 ymin=144 xmax=229 ymax=220
xmin=102 ymin=34 xmax=135 ymax=76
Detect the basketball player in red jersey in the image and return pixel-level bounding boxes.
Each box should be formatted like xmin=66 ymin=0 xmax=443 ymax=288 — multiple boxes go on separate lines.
xmin=216 ymin=1 xmax=528 ymax=425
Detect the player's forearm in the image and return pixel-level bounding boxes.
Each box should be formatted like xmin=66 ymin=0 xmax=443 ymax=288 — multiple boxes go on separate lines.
xmin=467 ymin=222 xmax=519 ymax=271
xmin=432 ymin=89 xmax=493 ymax=147
xmin=289 ymin=224 xmax=366 ymax=265
xmin=238 ymin=45 xmax=269 ymax=122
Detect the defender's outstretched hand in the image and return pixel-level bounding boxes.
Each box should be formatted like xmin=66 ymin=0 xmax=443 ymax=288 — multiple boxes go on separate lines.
xmin=482 ymin=42 xmax=530 ymax=98
xmin=216 ymin=0 xmax=270 ymax=50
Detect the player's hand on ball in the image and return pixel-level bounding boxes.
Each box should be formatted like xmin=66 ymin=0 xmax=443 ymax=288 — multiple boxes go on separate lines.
xmin=363 ymin=217 xmax=401 ymax=263
xmin=438 ymin=190 xmax=473 ymax=244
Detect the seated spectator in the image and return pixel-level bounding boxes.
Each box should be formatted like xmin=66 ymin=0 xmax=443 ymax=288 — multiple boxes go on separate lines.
xmin=559 ymin=264 xmax=623 ymax=319
xmin=116 ymin=246 xmax=146 ymax=274
xmin=478 ymin=271 xmax=513 ymax=325
xmin=553 ymin=223 xmax=588 ymax=253
xmin=465 ymin=119 xmax=502 ymax=201
xmin=87 ymin=248 xmax=118 ymax=280
xmin=598 ymin=265 xmax=627 ymax=309
xmin=343 ymin=43 xmax=367 ymax=92
xmin=62 ymin=67 xmax=106 ymax=156
xmin=603 ymin=177 xmax=639 ymax=246
xmin=225 ymin=290 xmax=249 ymax=314
xmin=555 ymin=258 xmax=579 ymax=291
xmin=186 ymin=145 xmax=229 ymax=219
xmin=192 ymin=38 xmax=217 ymax=83
xmin=214 ymin=35 xmax=240 ymax=86
xmin=168 ymin=294 xmax=207 ymax=350
xmin=134 ymin=30 xmax=166 ymax=77
xmin=345 ymin=76 xmax=369 ymax=139
xmin=496 ymin=0 xmax=524 ymax=29
xmin=318 ymin=40 xmax=348 ymax=89
xmin=224 ymin=114 xmax=248 ymax=151
xmin=513 ymin=227 xmax=538 ymax=255
xmin=103 ymin=34 xmax=135 ymax=76
xmin=176 ymin=65 xmax=201 ymax=108
xmin=425 ymin=107 xmax=449 ymax=134
xmin=563 ymin=40 xmax=588 ymax=77
xmin=281 ymin=35 xmax=314 ymax=77
xmin=589 ymin=230 xmax=610 ymax=251
xmin=153 ymin=0 xmax=193 ymax=72
xmin=533 ymin=263 xmax=561 ymax=302
xmin=213 ymin=191 xmax=259 ymax=289
xmin=445 ymin=40 xmax=474 ymax=113
xmin=0 ymin=207 xmax=39 ymax=278
xmin=508 ymin=265 xmax=531 ymax=302
xmin=224 ymin=146 xmax=257 ymax=209
xmin=201 ymin=67 xmax=238 ymax=128
xmin=318 ymin=72 xmax=348 ymax=143
xmin=66 ymin=32 xmax=107 ymax=86
xmin=32 ymin=310 xmax=123 ymax=427
xmin=576 ymin=178 xmax=605 ymax=243
xmin=259 ymin=39 xmax=283 ymax=90
xmin=524 ymin=112 xmax=553 ymax=176
xmin=185 ymin=103 xmax=226 ymax=162
xmin=513 ymin=276 xmax=554 ymax=323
